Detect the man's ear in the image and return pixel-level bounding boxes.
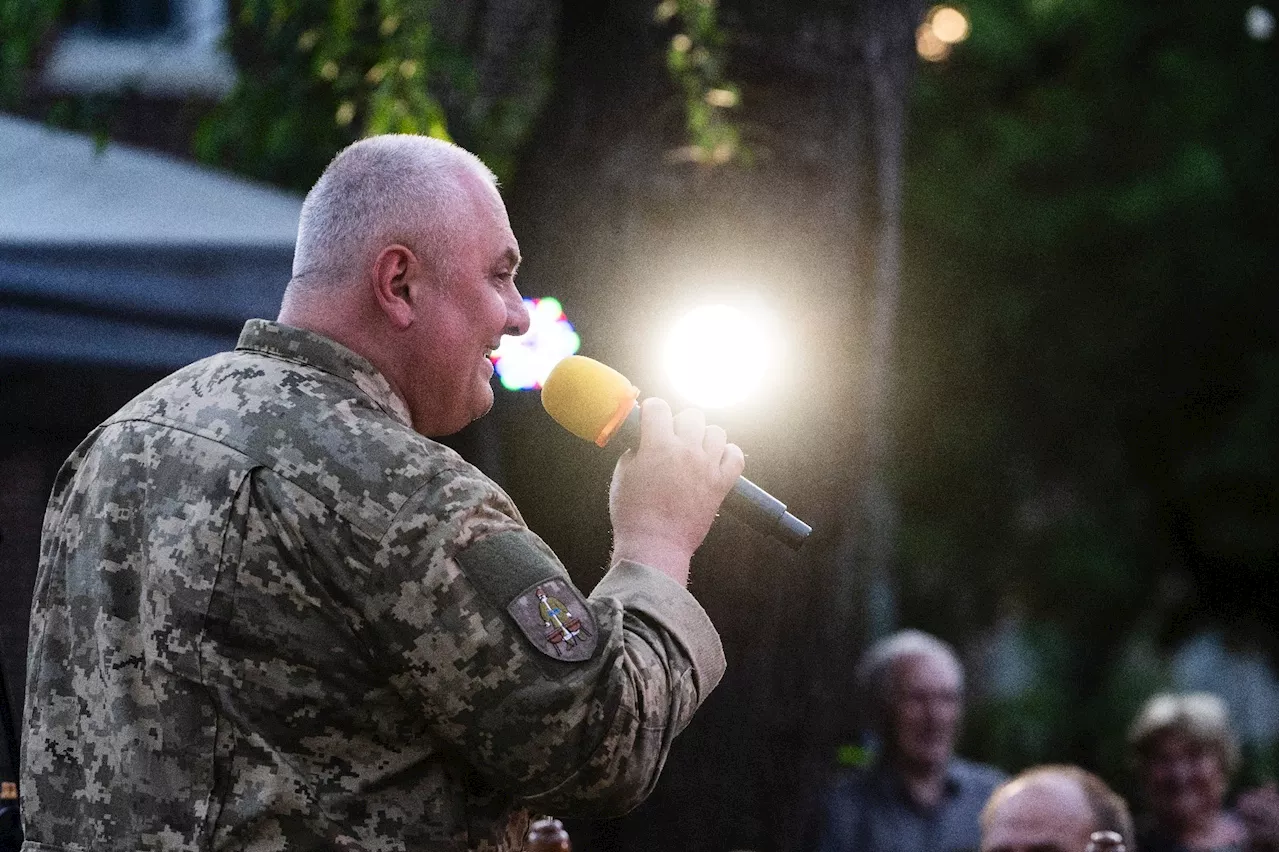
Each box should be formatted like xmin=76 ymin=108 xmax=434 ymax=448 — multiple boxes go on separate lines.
xmin=370 ymin=244 xmax=419 ymax=329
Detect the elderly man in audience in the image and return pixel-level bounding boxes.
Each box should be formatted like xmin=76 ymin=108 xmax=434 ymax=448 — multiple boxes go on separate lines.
xmin=806 ymin=629 xmax=1006 ymax=852
xmin=980 ymin=764 xmax=1135 ymax=852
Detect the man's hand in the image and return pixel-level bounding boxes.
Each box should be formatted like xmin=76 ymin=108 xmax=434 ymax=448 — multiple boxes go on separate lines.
xmin=608 ymin=397 xmax=745 ymax=585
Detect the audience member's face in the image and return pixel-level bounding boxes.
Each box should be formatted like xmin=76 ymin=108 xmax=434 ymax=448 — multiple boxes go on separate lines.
xmin=406 ymin=171 xmax=529 ymax=435
xmin=981 ymin=775 xmax=1096 ymax=852
xmin=1140 ymin=730 xmax=1228 ymax=831
xmin=888 ymin=652 xmax=962 ymax=771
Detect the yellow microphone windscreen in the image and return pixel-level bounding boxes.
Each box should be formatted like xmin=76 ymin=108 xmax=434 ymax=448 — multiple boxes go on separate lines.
xmin=541 ymin=356 xmax=640 ymax=447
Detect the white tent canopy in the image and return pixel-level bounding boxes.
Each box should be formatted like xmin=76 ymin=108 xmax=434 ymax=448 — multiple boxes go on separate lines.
xmin=0 ymin=113 xmax=301 ymax=247
xmin=0 ymin=113 xmax=301 ymax=369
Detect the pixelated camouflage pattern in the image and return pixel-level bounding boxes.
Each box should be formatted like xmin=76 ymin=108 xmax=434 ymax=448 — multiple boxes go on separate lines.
xmin=22 ymin=320 xmax=726 ymax=852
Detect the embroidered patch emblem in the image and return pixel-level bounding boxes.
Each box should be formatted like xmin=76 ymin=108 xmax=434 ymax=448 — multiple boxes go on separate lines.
xmin=507 ymin=577 xmax=597 ymax=662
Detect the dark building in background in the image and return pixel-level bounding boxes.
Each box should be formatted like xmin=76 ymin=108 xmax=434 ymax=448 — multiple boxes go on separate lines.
xmin=0 ymin=113 xmax=301 ymax=745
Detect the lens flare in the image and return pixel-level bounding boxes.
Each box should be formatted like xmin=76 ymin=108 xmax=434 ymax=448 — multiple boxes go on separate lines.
xmin=662 ymin=303 xmax=780 ymax=409
xmin=490 ymin=297 xmax=581 ymax=391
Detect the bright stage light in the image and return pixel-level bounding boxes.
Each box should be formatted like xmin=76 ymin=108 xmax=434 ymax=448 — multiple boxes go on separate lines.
xmin=662 ymin=303 xmax=780 ymax=409
xmin=490 ymin=297 xmax=581 ymax=391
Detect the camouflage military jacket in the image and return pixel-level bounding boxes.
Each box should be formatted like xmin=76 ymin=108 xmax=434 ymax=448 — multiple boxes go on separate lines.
xmin=22 ymin=320 xmax=726 ymax=852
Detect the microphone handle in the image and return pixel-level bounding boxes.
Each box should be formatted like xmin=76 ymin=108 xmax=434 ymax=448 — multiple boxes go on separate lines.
xmin=611 ymin=406 xmax=811 ymax=550
xmin=723 ymin=476 xmax=812 ymax=550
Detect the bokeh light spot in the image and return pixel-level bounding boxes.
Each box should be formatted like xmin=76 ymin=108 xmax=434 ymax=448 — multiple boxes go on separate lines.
xmin=490 ymin=297 xmax=581 ymax=391
xmin=1246 ymin=5 xmax=1275 ymax=39
xmin=704 ymin=88 xmax=739 ymax=108
xmin=929 ymin=6 xmax=970 ymax=44
xmin=916 ymin=23 xmax=951 ymax=62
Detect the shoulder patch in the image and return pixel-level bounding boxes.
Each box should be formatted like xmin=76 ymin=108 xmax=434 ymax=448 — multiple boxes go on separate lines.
xmin=455 ymin=530 xmax=598 ymax=661
xmin=507 ymin=578 xmax=597 ymax=662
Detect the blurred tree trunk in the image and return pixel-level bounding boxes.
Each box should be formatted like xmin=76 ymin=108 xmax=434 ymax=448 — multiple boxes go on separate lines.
xmin=831 ymin=0 xmax=918 ymax=653
xmin=502 ymin=2 xmax=922 ymax=850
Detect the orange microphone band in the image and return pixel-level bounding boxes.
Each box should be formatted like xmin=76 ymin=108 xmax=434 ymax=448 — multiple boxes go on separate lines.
xmin=594 ymin=386 xmax=640 ymax=447
xmin=542 ymin=356 xmax=639 ymax=445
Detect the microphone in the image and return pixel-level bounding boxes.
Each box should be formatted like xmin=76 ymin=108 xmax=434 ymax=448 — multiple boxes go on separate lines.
xmin=541 ymin=355 xmax=812 ymax=550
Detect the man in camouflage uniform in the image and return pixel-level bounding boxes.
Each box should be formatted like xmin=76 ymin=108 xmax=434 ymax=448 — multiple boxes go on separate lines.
xmin=22 ymin=135 xmax=744 ymax=851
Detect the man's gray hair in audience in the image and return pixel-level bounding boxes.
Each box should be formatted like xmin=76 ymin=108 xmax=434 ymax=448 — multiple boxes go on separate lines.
xmin=289 ymin=135 xmax=497 ymax=294
xmin=856 ymin=628 xmax=964 ymax=730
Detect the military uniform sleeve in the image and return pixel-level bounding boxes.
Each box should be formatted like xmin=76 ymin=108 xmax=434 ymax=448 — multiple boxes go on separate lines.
xmin=359 ymin=463 xmax=726 ymax=817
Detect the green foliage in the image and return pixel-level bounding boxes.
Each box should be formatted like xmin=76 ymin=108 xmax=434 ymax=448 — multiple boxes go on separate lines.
xmin=655 ymin=0 xmax=745 ymax=166
xmin=199 ymin=0 xmax=558 ymax=188
xmin=1239 ymin=739 xmax=1280 ymax=789
xmin=2 ymin=0 xmax=732 ymax=186
xmin=834 ymin=742 xmax=872 ymax=767
xmin=196 ymin=0 xmax=733 ymax=189
xmin=963 ymin=623 xmax=1081 ymax=772
xmin=0 ymin=0 xmax=61 ymax=107
xmin=895 ymin=0 xmax=1277 ymax=775
xmin=43 ymin=92 xmax=128 ymax=150
xmin=195 ymin=0 xmax=455 ymax=190
xmin=1176 ymin=355 xmax=1277 ymax=560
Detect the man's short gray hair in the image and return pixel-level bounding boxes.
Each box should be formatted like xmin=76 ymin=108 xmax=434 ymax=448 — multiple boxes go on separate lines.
xmin=856 ymin=629 xmax=964 ymax=730
xmin=289 ymin=134 xmax=497 ymax=291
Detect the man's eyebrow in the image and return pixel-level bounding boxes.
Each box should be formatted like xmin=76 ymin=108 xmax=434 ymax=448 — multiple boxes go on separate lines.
xmin=503 ymin=247 xmax=521 ymax=269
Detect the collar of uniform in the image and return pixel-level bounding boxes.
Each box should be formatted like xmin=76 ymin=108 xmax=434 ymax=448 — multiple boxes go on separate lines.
xmin=236 ymin=319 xmax=414 ymax=428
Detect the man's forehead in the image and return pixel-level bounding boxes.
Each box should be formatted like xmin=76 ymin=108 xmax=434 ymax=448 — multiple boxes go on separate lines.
xmin=475 ymin=180 xmax=519 ymax=263
xmin=466 ymin=169 xmax=509 ymax=217
xmin=452 ymin=178 xmax=519 ymax=267
xmin=982 ymin=777 xmax=1093 ymax=852
xmin=892 ymin=651 xmax=962 ymax=688
xmin=983 ymin=813 xmax=1078 ymax=852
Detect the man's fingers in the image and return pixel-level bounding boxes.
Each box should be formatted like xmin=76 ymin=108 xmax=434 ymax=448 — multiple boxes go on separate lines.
xmin=720 ymin=442 xmax=745 ymax=480
xmin=672 ymin=407 xmax=706 ymax=444
xmin=702 ymin=424 xmax=727 ymax=459
xmin=612 ymin=448 xmax=634 ymax=478
xmin=637 ymin=397 xmax=673 ymax=449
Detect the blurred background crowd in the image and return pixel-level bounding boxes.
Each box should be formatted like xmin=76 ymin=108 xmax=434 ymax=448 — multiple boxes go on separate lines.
xmin=800 ymin=630 xmax=1276 ymax=852
xmin=0 ymin=0 xmax=1274 ymax=850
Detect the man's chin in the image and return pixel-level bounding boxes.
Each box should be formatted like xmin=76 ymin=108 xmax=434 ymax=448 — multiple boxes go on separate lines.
xmin=451 ymin=389 xmax=494 ymax=434
xmin=414 ymin=397 xmax=493 ymax=438
xmin=900 ymin=745 xmax=951 ymax=771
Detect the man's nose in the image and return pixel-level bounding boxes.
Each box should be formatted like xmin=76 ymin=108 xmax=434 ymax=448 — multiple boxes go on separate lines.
xmin=505 ymin=290 xmax=531 ymax=337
